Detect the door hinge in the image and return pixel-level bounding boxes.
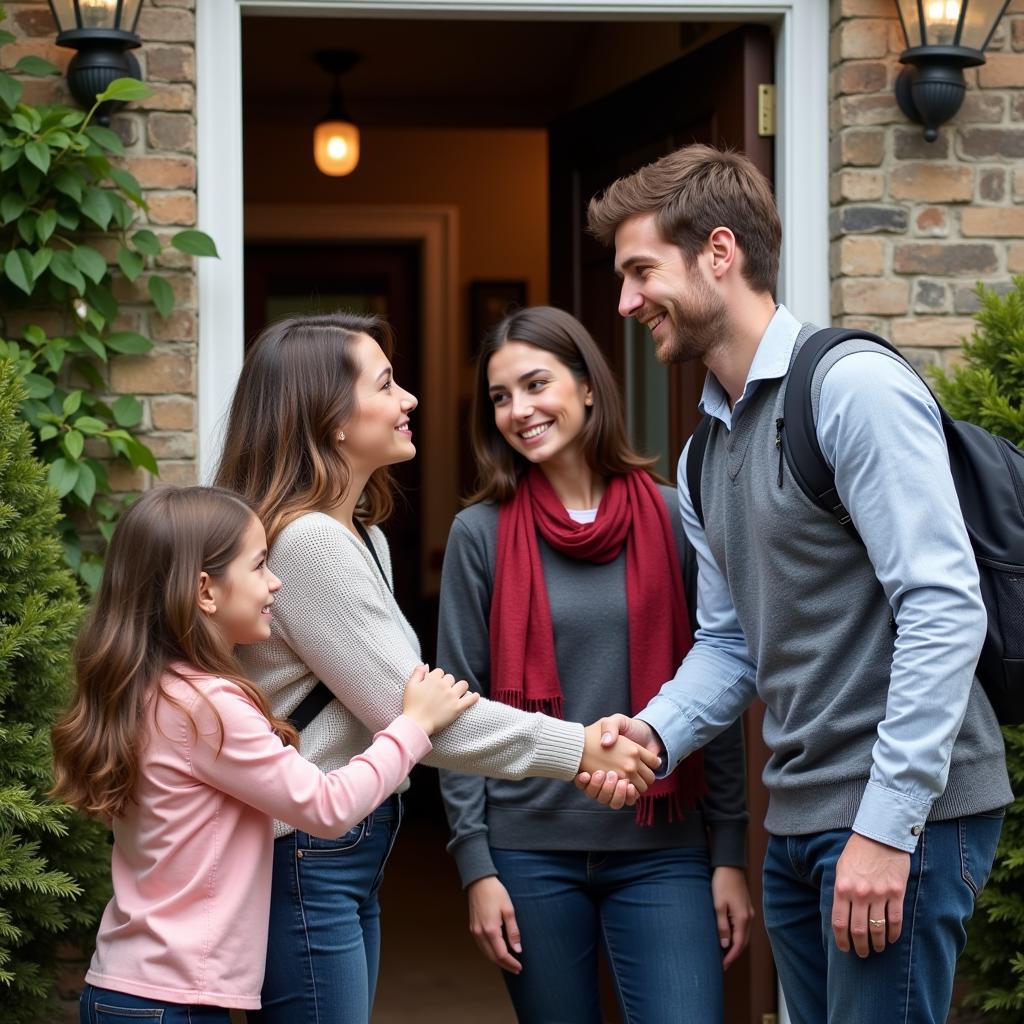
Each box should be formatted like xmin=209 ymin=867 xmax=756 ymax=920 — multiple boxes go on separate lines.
xmin=758 ymin=84 xmax=776 ymax=137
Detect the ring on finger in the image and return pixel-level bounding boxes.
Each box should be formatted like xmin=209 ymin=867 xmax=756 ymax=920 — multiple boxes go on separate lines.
xmin=868 ymin=918 xmax=886 ymax=929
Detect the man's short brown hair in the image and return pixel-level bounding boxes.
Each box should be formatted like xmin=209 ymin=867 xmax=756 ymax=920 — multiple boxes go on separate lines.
xmin=587 ymin=144 xmax=782 ymax=296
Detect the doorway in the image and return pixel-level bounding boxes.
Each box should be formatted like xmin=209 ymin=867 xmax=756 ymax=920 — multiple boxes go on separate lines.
xmin=196 ymin=0 xmax=830 ymax=483
xmin=229 ymin=9 xmax=817 ymax=1023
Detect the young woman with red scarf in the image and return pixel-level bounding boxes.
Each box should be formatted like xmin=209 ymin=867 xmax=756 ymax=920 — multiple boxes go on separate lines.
xmin=437 ymin=306 xmax=753 ymax=1023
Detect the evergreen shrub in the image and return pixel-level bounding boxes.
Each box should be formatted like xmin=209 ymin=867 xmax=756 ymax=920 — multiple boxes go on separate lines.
xmin=0 ymin=359 xmax=109 ymax=1023
xmin=933 ymin=276 xmax=1024 ymax=1021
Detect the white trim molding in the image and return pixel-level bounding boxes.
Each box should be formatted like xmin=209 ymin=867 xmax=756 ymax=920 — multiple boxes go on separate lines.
xmin=245 ymin=203 xmax=459 ymax=591
xmin=196 ymin=0 xmax=830 ymax=478
xmin=195 ymin=0 xmax=245 ymax=482
xmin=198 ymin=6 xmax=826 ymax=1016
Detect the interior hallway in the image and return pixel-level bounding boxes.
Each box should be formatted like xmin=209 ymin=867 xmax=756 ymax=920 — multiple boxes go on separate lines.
xmin=372 ymin=818 xmax=517 ymax=1023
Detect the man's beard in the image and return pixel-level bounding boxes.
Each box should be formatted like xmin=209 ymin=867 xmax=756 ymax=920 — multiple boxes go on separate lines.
xmin=654 ymin=277 xmax=729 ymax=366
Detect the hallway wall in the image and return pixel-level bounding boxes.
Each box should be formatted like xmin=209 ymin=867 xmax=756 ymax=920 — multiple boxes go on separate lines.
xmin=244 ymin=123 xmax=549 ymax=360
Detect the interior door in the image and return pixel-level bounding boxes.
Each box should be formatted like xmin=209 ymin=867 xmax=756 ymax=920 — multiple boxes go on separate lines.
xmin=549 ymin=25 xmax=777 ymax=1024
xmin=550 ymin=24 xmax=774 ymax=456
xmin=243 ymin=242 xmax=431 ymax=658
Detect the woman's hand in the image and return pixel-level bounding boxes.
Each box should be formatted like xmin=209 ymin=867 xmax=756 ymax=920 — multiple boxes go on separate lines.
xmin=401 ymin=665 xmax=479 ymax=735
xmin=576 ymin=715 xmax=664 ymax=807
xmin=578 ymin=722 xmax=659 ymax=805
xmin=467 ymin=876 xmax=522 ymax=974
xmin=711 ymin=865 xmax=755 ymax=969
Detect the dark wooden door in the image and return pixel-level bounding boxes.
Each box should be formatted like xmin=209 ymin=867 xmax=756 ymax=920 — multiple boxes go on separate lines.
xmin=243 ymin=242 xmax=431 ymax=659
xmin=550 ymin=24 xmax=774 ymax=453
xmin=549 ymin=25 xmax=777 ymax=1024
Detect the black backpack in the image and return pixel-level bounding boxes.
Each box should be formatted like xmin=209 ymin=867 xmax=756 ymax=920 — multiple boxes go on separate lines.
xmin=685 ymin=327 xmax=1024 ymax=726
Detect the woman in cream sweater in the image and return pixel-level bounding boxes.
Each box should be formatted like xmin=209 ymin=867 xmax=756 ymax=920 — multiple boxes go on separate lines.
xmin=215 ymin=311 xmax=658 ymax=1024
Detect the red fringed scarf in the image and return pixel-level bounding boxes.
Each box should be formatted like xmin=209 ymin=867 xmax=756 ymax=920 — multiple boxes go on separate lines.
xmin=490 ymin=467 xmax=704 ymax=825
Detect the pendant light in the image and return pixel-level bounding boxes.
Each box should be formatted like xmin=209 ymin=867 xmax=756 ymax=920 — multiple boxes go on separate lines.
xmin=313 ymin=49 xmax=361 ymax=177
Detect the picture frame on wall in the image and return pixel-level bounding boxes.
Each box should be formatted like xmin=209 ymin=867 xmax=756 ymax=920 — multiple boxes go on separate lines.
xmin=468 ymin=280 xmax=528 ymax=359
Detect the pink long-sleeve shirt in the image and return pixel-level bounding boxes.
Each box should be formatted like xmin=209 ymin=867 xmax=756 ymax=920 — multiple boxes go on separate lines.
xmin=85 ymin=665 xmax=431 ymax=1009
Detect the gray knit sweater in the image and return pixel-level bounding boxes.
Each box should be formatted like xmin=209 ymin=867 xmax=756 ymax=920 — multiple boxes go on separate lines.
xmin=239 ymin=512 xmax=586 ymax=839
xmin=700 ymin=340 xmax=1012 ymax=837
xmin=437 ymin=487 xmax=748 ymax=888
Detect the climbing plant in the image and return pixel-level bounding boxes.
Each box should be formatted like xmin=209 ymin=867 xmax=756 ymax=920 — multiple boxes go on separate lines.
xmin=0 ymin=10 xmax=216 ymax=587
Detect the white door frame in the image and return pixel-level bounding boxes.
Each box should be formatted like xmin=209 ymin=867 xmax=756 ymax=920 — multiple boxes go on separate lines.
xmin=197 ymin=6 xmax=823 ymax=1017
xmin=195 ymin=0 xmax=830 ymax=500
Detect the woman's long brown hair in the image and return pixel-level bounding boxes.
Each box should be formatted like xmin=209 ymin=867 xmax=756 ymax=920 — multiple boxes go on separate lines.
xmin=468 ymin=305 xmax=657 ymax=504
xmin=51 ymin=486 xmax=298 ymax=821
xmin=215 ymin=312 xmax=397 ymax=546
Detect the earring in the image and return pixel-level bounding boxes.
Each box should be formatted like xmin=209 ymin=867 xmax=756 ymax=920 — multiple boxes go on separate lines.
xmin=338 ymin=432 xmax=346 ymax=442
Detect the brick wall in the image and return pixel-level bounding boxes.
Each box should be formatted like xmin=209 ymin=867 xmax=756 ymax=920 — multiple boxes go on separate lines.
xmin=830 ymin=0 xmax=1024 ymax=371
xmin=4 ymin=0 xmax=198 ymax=495
xmin=8 ymin=1 xmax=1018 ymax=491
xmin=3 ymin=6 xmax=197 ymax=1017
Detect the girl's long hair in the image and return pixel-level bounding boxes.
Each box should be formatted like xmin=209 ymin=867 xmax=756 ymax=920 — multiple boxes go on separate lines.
xmin=51 ymin=486 xmax=298 ymax=820
xmin=215 ymin=312 xmax=396 ymax=546
xmin=468 ymin=305 xmax=656 ymax=504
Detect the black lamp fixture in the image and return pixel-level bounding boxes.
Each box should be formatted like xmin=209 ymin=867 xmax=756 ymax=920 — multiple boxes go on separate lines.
xmin=48 ymin=0 xmax=144 ymax=123
xmin=313 ymin=49 xmax=361 ymax=177
xmin=895 ymin=0 xmax=1011 ymax=141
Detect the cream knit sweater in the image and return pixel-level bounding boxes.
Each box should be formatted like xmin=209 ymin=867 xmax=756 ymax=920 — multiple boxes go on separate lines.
xmin=239 ymin=512 xmax=586 ymax=837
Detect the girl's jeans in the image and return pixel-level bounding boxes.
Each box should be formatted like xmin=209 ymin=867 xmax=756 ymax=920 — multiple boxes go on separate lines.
xmin=79 ymin=985 xmax=230 ymax=1023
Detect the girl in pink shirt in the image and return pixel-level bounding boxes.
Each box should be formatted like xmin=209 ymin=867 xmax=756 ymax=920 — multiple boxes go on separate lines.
xmin=51 ymin=485 xmax=478 ymax=1023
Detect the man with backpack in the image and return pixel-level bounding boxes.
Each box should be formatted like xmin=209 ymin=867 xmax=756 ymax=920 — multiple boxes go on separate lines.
xmin=579 ymin=144 xmax=1013 ymax=1023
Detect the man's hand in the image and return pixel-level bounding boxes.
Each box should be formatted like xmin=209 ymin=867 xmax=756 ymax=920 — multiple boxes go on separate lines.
xmin=711 ymin=866 xmax=755 ymax=969
xmin=577 ymin=722 xmax=659 ymax=808
xmin=832 ymin=832 xmax=910 ymax=957
xmin=575 ymin=715 xmax=664 ymax=806
xmin=467 ymin=876 xmax=522 ymax=974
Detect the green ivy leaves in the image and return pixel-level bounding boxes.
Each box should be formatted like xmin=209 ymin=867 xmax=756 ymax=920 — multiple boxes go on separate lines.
xmin=0 ymin=70 xmax=22 ymax=110
xmin=14 ymin=55 xmax=58 ymax=77
xmin=3 ymin=249 xmax=31 ymax=293
xmin=116 ymin=246 xmax=143 ymax=281
xmin=172 ymin=230 xmax=219 ymax=258
xmin=0 ymin=53 xmax=217 ymax=590
xmin=131 ymin=229 xmax=160 ymax=255
xmin=96 ymin=78 xmax=152 ymax=104
xmin=148 ymin=275 xmax=174 ymax=317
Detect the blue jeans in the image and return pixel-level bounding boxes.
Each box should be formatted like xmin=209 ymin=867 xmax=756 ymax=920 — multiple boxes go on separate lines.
xmin=79 ymin=985 xmax=231 ymax=1023
xmin=252 ymin=794 xmax=403 ymax=1024
xmin=491 ymin=846 xmax=723 ymax=1024
xmin=762 ymin=812 xmax=1004 ymax=1024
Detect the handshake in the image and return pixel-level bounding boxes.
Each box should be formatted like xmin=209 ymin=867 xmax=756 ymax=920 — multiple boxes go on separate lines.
xmin=577 ymin=715 xmax=663 ymax=809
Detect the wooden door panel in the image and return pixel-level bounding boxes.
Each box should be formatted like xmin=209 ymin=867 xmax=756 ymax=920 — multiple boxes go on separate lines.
xmin=549 ymin=25 xmax=776 ymax=1024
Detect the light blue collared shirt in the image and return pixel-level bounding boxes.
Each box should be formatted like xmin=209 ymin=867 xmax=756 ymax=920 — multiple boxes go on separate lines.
xmin=637 ymin=305 xmax=986 ymax=852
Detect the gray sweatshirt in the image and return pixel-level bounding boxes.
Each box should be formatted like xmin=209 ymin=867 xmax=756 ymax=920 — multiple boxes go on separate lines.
xmin=437 ymin=486 xmax=748 ymax=888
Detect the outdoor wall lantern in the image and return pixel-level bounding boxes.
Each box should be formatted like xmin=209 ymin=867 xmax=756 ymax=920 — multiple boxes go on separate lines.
xmin=313 ymin=49 xmax=361 ymax=177
xmin=895 ymin=0 xmax=1011 ymax=141
xmin=48 ymin=0 xmax=143 ymax=123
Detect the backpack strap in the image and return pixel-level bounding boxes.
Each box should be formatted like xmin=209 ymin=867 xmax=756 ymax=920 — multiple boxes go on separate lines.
xmin=288 ymin=679 xmax=335 ymax=732
xmin=354 ymin=518 xmax=392 ymax=593
xmin=684 ymin=326 xmax=918 ymax=536
xmin=782 ymin=327 xmax=901 ymax=536
xmin=289 ymin=519 xmax=391 ymax=733
xmin=685 ymin=413 xmax=713 ymax=529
